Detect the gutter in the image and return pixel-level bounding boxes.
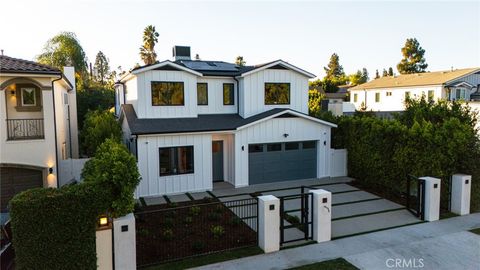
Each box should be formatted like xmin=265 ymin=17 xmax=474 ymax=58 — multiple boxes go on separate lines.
xmin=52 ymin=75 xmax=62 ymax=188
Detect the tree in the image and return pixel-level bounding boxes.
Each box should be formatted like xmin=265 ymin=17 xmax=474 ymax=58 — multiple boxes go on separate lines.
xmin=80 ymin=110 xmax=122 ymax=156
xmin=139 ymin=25 xmax=159 ymax=65
xmin=349 ymin=68 xmax=369 ymax=86
xmin=235 ymin=56 xmax=246 ymax=66
xmin=388 ymin=67 xmax=394 ymax=77
xmin=93 ymin=51 xmax=110 ymax=85
xmin=37 ymin=32 xmax=88 ymax=88
xmin=308 ymin=89 xmax=325 ymax=117
xmin=324 ymin=53 xmax=345 ymax=80
xmin=397 ymin=38 xmax=428 ymax=74
xmin=375 ymin=69 xmax=380 ymax=79
xmin=82 ymin=139 xmax=140 ymax=217
xmin=382 ymin=69 xmax=388 ymax=77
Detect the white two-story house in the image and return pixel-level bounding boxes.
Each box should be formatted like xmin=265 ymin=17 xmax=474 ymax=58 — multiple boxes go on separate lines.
xmin=349 ymin=68 xmax=480 ymax=112
xmin=0 ymin=55 xmax=80 ymax=211
xmin=116 ymin=46 xmax=338 ymax=197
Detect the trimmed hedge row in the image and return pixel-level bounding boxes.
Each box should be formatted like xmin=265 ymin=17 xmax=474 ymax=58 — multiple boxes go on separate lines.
xmin=10 ymin=183 xmax=110 ymax=270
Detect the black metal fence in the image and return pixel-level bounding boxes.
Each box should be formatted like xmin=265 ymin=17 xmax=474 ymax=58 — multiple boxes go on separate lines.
xmin=406 ymin=175 xmax=426 ymax=220
xmin=279 ymin=192 xmax=313 ymax=245
xmin=6 ymin=119 xmax=44 ymax=140
xmin=135 ymin=197 xmax=258 ymax=267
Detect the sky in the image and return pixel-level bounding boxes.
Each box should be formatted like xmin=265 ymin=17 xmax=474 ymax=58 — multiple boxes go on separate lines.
xmin=1 ymin=0 xmax=479 ymax=79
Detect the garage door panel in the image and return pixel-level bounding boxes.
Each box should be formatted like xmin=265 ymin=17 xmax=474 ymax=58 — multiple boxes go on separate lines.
xmin=1 ymin=167 xmax=43 ymax=211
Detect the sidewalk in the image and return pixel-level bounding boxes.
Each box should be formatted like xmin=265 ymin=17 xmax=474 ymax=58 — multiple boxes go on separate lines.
xmin=193 ymin=213 xmax=480 ymax=270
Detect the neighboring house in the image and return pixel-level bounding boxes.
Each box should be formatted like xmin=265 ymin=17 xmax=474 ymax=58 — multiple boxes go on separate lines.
xmin=116 ymin=46 xmax=338 ymax=197
xmin=0 ymin=55 xmax=80 ymax=211
xmin=348 ymin=68 xmax=480 ymax=112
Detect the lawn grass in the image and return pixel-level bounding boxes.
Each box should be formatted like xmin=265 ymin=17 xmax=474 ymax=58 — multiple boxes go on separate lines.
xmin=288 ymin=258 xmax=359 ymax=270
xmin=142 ymin=246 xmax=263 ymax=270
xmin=469 ymin=228 xmax=480 ymax=235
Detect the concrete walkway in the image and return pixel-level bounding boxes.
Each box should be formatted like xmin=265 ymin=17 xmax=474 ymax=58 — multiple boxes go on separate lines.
xmin=192 ymin=213 xmax=480 ymax=270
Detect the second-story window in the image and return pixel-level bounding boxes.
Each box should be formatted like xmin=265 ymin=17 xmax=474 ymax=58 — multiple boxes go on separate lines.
xmin=375 ymin=92 xmax=381 ymax=103
xmin=197 ymin=83 xmax=208 ymax=105
xmin=353 ymin=93 xmax=358 ymax=102
xmin=265 ymin=83 xmax=290 ymax=105
xmin=223 ymin=83 xmax=234 ymax=105
xmin=151 ymin=81 xmax=184 ymax=106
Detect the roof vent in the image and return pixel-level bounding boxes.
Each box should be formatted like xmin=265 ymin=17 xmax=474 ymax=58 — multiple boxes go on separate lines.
xmin=173 ymin=46 xmax=191 ymax=61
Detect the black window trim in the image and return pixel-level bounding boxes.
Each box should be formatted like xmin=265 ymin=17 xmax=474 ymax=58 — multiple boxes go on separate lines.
xmin=264 ymin=82 xmax=291 ymax=105
xmin=197 ymin=83 xmax=208 ymax=106
xmin=151 ymin=81 xmax=185 ymax=106
xmin=158 ymin=145 xmax=194 ymax=176
xmin=223 ymin=83 xmax=235 ymax=105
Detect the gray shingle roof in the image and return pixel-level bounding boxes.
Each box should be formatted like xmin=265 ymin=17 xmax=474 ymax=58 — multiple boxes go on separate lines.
xmin=0 ymin=55 xmax=61 ymax=75
xmin=121 ymin=104 xmax=290 ymax=135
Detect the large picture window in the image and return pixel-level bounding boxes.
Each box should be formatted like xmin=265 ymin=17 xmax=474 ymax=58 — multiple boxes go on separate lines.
xmin=265 ymin=83 xmax=290 ymax=105
xmin=159 ymin=146 xmax=194 ymax=176
xmin=197 ymin=83 xmax=208 ymax=105
xmin=151 ymin=81 xmax=184 ymax=106
xmin=223 ymin=83 xmax=234 ymax=105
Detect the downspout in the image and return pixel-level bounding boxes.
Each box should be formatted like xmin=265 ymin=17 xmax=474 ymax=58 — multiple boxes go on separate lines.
xmin=233 ymin=77 xmax=240 ymax=115
xmin=364 ymin=89 xmax=367 ymax=108
xmin=52 ymin=75 xmax=62 ymax=188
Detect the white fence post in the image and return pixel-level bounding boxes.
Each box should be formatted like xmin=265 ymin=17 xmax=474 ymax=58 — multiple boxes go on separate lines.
xmin=113 ymin=213 xmax=136 ymax=270
xmin=258 ymin=195 xmax=280 ymax=253
xmin=96 ymin=223 xmax=113 ymax=270
xmin=419 ymin=177 xmax=441 ymax=221
xmin=310 ymin=189 xmax=332 ymax=243
xmin=451 ymin=174 xmax=471 ymax=215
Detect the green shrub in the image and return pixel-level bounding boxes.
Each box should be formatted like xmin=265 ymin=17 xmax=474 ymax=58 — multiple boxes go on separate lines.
xmin=80 ymin=110 xmax=122 ymax=157
xmin=82 ymin=139 xmax=141 ymax=217
xmin=184 ymin=216 xmax=193 ymax=224
xmin=163 ymin=229 xmax=174 ymax=240
xmin=207 ymin=212 xmax=221 ymax=221
xmin=191 ymin=240 xmax=205 ymax=251
xmin=189 ymin=206 xmax=201 ymax=216
xmin=210 ymin=225 xmax=225 ymax=239
xmin=9 ymin=183 xmax=109 ymax=270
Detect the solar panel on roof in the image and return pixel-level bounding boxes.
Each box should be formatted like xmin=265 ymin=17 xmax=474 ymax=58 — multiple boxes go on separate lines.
xmin=180 ymin=61 xmax=239 ymax=71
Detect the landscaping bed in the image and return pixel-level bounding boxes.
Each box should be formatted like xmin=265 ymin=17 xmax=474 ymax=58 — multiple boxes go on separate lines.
xmin=135 ymin=198 xmax=257 ymax=267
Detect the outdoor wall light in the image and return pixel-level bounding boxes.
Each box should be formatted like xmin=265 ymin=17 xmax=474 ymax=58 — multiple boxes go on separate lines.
xmin=10 ymin=90 xmax=15 ymax=96
xmin=48 ymin=167 xmax=54 ymax=174
xmin=283 ymin=133 xmax=289 ymax=138
xmin=98 ymin=215 xmax=109 ymax=227
xmin=241 ymin=146 xmax=244 ymax=151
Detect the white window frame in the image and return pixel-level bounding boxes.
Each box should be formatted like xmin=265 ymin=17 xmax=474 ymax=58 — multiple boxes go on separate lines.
xmin=21 ymin=87 xmax=36 ymax=106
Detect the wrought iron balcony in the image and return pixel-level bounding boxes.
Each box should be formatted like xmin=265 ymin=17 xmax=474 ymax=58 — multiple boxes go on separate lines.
xmin=6 ymin=119 xmax=45 ymax=140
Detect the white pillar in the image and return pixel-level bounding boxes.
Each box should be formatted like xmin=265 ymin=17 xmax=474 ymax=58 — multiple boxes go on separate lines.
xmin=420 ymin=177 xmax=441 ymax=222
xmin=258 ymin=195 xmax=280 ymax=253
xmin=310 ymin=189 xmax=332 ymax=243
xmin=113 ymin=213 xmax=136 ymax=270
xmin=96 ymin=227 xmax=113 ymax=270
xmin=451 ymin=174 xmax=471 ymax=215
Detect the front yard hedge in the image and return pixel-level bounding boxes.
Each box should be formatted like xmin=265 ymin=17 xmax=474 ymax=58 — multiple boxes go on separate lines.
xmin=10 ymin=183 xmax=110 ymax=270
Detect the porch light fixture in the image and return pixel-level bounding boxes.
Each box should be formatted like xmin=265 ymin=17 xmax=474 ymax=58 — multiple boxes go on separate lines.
xmin=10 ymin=90 xmax=15 ymax=96
xmin=48 ymin=167 xmax=54 ymax=174
xmin=283 ymin=133 xmax=289 ymax=138
xmin=98 ymin=215 xmax=109 ymax=227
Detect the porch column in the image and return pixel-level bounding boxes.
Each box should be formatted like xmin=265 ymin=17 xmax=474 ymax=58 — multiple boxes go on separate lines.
xmin=451 ymin=174 xmax=471 ymax=215
xmin=310 ymin=189 xmax=332 ymax=243
xmin=419 ymin=177 xmax=441 ymax=221
xmin=113 ymin=213 xmax=136 ymax=270
xmin=258 ymin=195 xmax=280 ymax=253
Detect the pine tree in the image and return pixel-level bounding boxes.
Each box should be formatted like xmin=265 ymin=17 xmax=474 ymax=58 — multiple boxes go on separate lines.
xmin=382 ymin=69 xmax=388 ymax=77
xmin=93 ymin=51 xmax=110 ymax=85
xmin=235 ymin=56 xmax=246 ymax=66
xmin=324 ymin=53 xmax=345 ymax=80
xmin=361 ymin=68 xmax=369 ymax=82
xmin=388 ymin=67 xmax=394 ymax=76
xmin=397 ymin=38 xmax=428 ymax=74
xmin=375 ymin=69 xmax=380 ymax=79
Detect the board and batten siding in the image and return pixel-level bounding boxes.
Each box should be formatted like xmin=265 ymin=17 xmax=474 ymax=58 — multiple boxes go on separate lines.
xmin=136 ymin=134 xmax=212 ymax=197
xmin=197 ymin=78 xmax=237 ymax=114
xmin=136 ymin=70 xmax=198 ymax=119
xmin=234 ymin=117 xmax=331 ymax=187
xmin=239 ymin=69 xmax=309 ymax=118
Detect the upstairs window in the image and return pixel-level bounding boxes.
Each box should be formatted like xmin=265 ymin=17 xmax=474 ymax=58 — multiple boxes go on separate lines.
xmin=151 ymin=81 xmax=184 ymax=106
xmin=375 ymin=92 xmax=381 ymax=103
xmin=21 ymin=88 xmax=36 ymax=106
xmin=353 ymin=93 xmax=358 ymax=102
xmin=386 ymin=92 xmax=392 ymax=96
xmin=265 ymin=83 xmax=290 ymax=105
xmin=223 ymin=83 xmax=234 ymax=105
xmin=197 ymin=83 xmax=208 ymax=105
xmin=159 ymin=146 xmax=194 ymax=176
xmin=15 ymin=84 xmax=42 ymax=111
xmin=428 ymin=90 xmax=435 ymax=101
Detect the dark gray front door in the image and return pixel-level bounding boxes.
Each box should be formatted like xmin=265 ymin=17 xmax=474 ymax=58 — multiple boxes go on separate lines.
xmin=248 ymin=141 xmax=317 ymax=185
xmin=212 ymin=141 xmax=224 ymax=182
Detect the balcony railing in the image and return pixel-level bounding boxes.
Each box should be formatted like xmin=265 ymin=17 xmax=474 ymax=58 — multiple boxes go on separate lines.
xmin=6 ymin=119 xmax=45 ymax=140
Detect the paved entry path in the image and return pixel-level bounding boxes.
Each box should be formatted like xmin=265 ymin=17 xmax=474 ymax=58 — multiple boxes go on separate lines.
xmin=193 ymin=213 xmax=480 ymax=270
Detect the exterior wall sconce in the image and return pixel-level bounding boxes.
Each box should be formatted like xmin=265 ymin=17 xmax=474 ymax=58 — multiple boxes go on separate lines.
xmin=48 ymin=167 xmax=54 ymax=174
xmin=10 ymin=90 xmax=15 ymax=96
xmin=241 ymin=146 xmax=244 ymax=151
xmin=97 ymin=215 xmax=111 ymax=229
xmin=283 ymin=133 xmax=289 ymax=138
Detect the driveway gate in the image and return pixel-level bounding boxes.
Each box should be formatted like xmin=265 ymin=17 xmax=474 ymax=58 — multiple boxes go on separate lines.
xmin=406 ymin=175 xmax=426 ymax=220
xmin=279 ymin=192 xmax=313 ymax=246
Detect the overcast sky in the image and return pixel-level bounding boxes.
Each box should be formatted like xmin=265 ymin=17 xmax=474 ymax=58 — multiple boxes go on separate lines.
xmin=1 ymin=0 xmax=479 ymax=79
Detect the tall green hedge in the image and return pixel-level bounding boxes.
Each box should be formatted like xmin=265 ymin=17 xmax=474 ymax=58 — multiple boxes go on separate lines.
xmin=9 ymin=184 xmax=110 ymax=270
xmin=335 ymin=99 xmax=480 ymax=212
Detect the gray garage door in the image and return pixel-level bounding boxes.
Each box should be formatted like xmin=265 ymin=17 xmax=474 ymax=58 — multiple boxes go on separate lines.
xmin=248 ymin=141 xmax=317 ymax=185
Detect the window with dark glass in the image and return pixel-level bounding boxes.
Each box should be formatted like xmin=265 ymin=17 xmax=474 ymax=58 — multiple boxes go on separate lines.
xmin=375 ymin=92 xmax=380 ymax=103
xmin=265 ymin=83 xmax=290 ymax=105
xmin=302 ymin=141 xmax=316 ymax=149
xmin=197 ymin=83 xmax=208 ymax=105
xmin=248 ymin=144 xmax=263 ymax=153
xmin=223 ymin=83 xmax=234 ymax=105
xmin=151 ymin=81 xmax=184 ymax=106
xmin=267 ymin=143 xmax=282 ymax=152
xmin=428 ymin=90 xmax=434 ymax=101
xmin=285 ymin=142 xmax=299 ymax=150
xmin=159 ymin=146 xmax=194 ymax=176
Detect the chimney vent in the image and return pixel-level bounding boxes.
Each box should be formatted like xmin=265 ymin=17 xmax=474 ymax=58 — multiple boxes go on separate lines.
xmin=173 ymin=46 xmax=191 ymax=61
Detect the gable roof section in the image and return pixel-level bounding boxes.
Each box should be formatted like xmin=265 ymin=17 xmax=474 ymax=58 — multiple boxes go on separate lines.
xmin=0 ymin=55 xmax=61 ymax=75
xmin=121 ymin=104 xmax=335 ymax=135
xmin=130 ymin=60 xmax=203 ymax=77
xmin=350 ymin=68 xmax=480 ymax=90
xmin=239 ymin=60 xmax=316 ymax=78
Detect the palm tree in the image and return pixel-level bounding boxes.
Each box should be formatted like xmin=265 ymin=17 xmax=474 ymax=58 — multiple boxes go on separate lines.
xmin=139 ymin=25 xmax=159 ymax=65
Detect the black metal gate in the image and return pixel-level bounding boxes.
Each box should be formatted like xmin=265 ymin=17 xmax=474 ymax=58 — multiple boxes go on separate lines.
xmin=406 ymin=175 xmax=426 ymax=220
xmin=279 ymin=192 xmax=313 ymax=246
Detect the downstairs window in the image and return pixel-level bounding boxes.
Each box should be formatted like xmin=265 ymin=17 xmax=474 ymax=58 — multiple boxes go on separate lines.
xmin=159 ymin=146 xmax=194 ymax=176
